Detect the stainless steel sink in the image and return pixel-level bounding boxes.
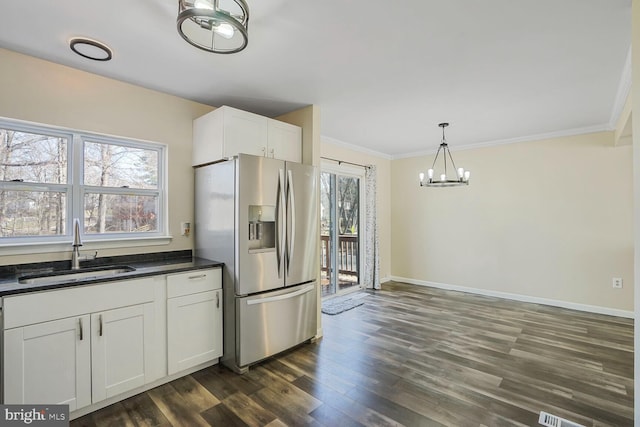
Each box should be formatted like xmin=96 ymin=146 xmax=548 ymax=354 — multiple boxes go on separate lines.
xmin=18 ymin=266 xmax=136 ymax=285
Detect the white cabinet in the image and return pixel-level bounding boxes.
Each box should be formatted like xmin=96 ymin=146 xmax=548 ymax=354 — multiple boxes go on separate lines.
xmin=4 ymin=315 xmax=91 ymax=411
xmin=91 ymin=303 xmax=154 ymax=403
xmin=2 ymin=268 xmax=222 ymax=416
xmin=268 ymin=119 xmax=302 ymax=163
xmin=193 ymin=106 xmax=302 ymax=165
xmin=2 ymin=277 xmax=157 ymax=410
xmin=167 ymin=268 xmax=222 ymax=375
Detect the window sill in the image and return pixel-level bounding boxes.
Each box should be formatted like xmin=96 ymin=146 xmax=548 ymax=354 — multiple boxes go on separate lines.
xmin=0 ymin=235 xmax=173 ymax=256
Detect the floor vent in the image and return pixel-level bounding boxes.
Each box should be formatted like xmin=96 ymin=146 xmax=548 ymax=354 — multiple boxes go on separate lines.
xmin=539 ymin=411 xmax=585 ymax=427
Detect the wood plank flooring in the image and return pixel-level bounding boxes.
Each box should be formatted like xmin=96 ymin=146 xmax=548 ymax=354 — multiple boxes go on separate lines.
xmin=71 ymin=281 xmax=634 ymax=426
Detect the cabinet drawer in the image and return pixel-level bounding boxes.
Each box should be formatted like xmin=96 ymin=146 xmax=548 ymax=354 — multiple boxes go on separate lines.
xmin=167 ymin=268 xmax=221 ymax=298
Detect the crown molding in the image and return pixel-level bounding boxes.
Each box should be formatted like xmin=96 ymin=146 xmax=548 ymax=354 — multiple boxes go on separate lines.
xmin=393 ymin=123 xmax=612 ymax=159
xmin=307 ymin=48 xmax=632 ymax=161
xmin=321 ymin=135 xmax=394 ymax=160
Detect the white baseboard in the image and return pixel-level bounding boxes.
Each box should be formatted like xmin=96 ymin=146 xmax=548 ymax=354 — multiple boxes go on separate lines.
xmin=389 ymin=276 xmax=634 ymax=319
xmin=380 ymin=276 xmax=391 ymax=284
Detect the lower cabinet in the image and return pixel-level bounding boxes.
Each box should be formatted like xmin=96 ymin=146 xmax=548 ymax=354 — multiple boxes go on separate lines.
xmin=4 ymin=302 xmax=154 ymax=410
xmin=4 ymin=315 xmax=91 ymax=411
xmin=2 ymin=268 xmax=222 ymax=416
xmin=91 ymin=303 xmax=154 ymax=403
xmin=167 ymin=269 xmax=222 ymax=375
xmin=2 ymin=277 xmax=158 ymax=412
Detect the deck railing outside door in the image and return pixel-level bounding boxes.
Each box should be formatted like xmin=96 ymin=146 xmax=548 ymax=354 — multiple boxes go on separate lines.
xmin=321 ymin=234 xmax=359 ymax=293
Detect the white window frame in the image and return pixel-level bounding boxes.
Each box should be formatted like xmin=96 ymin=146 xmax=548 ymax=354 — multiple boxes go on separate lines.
xmin=0 ymin=117 xmax=170 ymax=255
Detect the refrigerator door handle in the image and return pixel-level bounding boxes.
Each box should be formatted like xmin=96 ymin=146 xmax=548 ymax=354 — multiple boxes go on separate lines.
xmin=245 ymin=284 xmax=314 ymax=305
xmin=276 ymin=168 xmax=285 ymax=278
xmin=286 ymin=169 xmax=295 ymax=274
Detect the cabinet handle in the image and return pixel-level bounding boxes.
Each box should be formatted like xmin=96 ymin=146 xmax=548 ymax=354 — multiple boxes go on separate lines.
xmin=216 ymin=291 xmax=220 ymax=308
xmin=99 ymin=314 xmax=103 ymax=337
xmin=79 ymin=318 xmax=84 ymax=341
xmin=188 ymin=274 xmax=207 ymax=280
xmin=261 ymin=147 xmax=266 ymax=157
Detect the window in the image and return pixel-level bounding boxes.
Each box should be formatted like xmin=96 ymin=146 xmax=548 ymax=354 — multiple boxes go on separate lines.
xmin=83 ymin=139 xmax=160 ymax=234
xmin=0 ymin=119 xmax=166 ymax=245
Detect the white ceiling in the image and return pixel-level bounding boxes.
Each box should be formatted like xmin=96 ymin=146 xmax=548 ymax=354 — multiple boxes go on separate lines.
xmin=0 ymin=0 xmax=632 ymax=157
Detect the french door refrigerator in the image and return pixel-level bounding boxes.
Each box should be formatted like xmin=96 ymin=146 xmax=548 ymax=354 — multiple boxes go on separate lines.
xmin=194 ymin=153 xmax=318 ymax=373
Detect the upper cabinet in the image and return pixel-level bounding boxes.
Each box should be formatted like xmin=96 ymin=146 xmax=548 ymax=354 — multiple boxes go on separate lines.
xmin=267 ymin=119 xmax=302 ymax=162
xmin=193 ymin=106 xmax=302 ymax=166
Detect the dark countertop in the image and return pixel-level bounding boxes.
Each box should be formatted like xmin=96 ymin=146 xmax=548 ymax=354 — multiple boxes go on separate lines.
xmin=0 ymin=250 xmax=223 ymax=297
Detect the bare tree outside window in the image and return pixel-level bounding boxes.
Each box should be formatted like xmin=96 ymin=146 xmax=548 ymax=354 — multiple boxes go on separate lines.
xmin=320 ymin=173 xmax=359 ymax=235
xmin=83 ymin=141 xmax=159 ymax=234
xmin=320 ymin=170 xmax=360 ymax=297
xmin=0 ymin=129 xmax=67 ymax=237
xmin=0 ymin=121 xmax=165 ymax=242
xmin=338 ymin=176 xmax=359 ymax=235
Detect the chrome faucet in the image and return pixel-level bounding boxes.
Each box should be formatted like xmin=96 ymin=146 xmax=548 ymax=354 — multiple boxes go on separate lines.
xmin=71 ymin=218 xmax=83 ymax=270
xmin=71 ymin=218 xmax=97 ymax=270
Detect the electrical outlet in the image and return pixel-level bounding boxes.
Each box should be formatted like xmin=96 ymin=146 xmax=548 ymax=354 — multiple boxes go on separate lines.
xmin=612 ymin=278 xmax=623 ymax=289
xmin=180 ymin=221 xmax=191 ymax=237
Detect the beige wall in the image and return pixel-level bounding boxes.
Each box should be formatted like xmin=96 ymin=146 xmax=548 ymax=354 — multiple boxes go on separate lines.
xmin=392 ymin=131 xmax=634 ymax=311
xmin=0 ymin=48 xmax=214 ymax=265
xmin=320 ymin=139 xmax=392 ymax=281
xmin=277 ymin=106 xmax=321 ymax=167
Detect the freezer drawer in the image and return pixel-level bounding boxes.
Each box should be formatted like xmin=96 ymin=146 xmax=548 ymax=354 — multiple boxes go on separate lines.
xmin=236 ymin=282 xmax=317 ymax=368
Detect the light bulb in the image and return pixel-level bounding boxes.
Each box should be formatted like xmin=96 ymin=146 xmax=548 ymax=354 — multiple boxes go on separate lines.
xmin=440 ymin=174 xmax=446 ymax=182
xmin=427 ymin=169 xmax=434 ymax=179
xmin=464 ymin=170 xmax=470 ymax=181
xmin=457 ymin=168 xmax=464 ymax=179
xmin=214 ymin=22 xmax=235 ymax=39
xmin=194 ymin=0 xmax=214 ymax=9
xmin=419 ymin=173 xmax=425 ymax=182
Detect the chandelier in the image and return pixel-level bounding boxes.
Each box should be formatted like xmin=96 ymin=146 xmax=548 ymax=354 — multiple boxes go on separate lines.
xmin=177 ymin=0 xmax=249 ymax=54
xmin=419 ymin=123 xmax=470 ymax=187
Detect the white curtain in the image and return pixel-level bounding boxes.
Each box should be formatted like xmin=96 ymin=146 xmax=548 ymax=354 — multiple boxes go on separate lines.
xmin=363 ymin=165 xmax=380 ymax=290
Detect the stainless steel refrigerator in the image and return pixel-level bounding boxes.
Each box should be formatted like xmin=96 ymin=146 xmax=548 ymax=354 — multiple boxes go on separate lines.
xmin=194 ymin=153 xmax=318 ymax=373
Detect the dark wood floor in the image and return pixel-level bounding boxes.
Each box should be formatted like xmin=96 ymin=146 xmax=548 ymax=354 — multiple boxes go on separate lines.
xmin=72 ymin=281 xmax=634 ymax=427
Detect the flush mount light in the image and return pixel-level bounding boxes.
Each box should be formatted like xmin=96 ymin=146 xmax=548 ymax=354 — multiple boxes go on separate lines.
xmin=69 ymin=37 xmax=113 ymax=61
xmin=419 ymin=123 xmax=470 ymax=187
xmin=177 ymin=0 xmax=249 ymax=54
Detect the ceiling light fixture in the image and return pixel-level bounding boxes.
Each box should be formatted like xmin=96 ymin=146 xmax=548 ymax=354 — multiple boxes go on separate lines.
xmin=69 ymin=38 xmax=113 ymax=61
xmin=419 ymin=123 xmax=470 ymax=187
xmin=177 ymin=0 xmax=249 ymax=54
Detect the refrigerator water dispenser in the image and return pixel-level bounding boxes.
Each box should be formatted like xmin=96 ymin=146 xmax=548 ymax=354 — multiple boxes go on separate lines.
xmin=248 ymin=205 xmax=275 ymax=251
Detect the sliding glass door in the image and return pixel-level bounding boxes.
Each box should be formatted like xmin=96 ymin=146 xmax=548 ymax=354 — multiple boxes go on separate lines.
xmin=320 ymin=164 xmax=363 ymax=298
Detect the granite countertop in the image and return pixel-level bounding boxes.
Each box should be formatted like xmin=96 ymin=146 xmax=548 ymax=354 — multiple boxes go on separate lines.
xmin=0 ymin=250 xmax=223 ymax=297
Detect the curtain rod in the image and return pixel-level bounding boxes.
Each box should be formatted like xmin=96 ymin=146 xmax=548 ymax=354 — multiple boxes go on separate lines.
xmin=321 ymin=156 xmax=371 ymax=169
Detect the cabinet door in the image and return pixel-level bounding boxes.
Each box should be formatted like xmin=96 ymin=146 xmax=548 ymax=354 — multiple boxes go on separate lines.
xmin=4 ymin=315 xmax=91 ymax=411
xmin=167 ymin=289 xmax=222 ymax=375
xmin=268 ymin=120 xmax=302 ymax=162
xmin=91 ymin=303 xmax=154 ymax=403
xmin=222 ymin=108 xmax=269 ymax=158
